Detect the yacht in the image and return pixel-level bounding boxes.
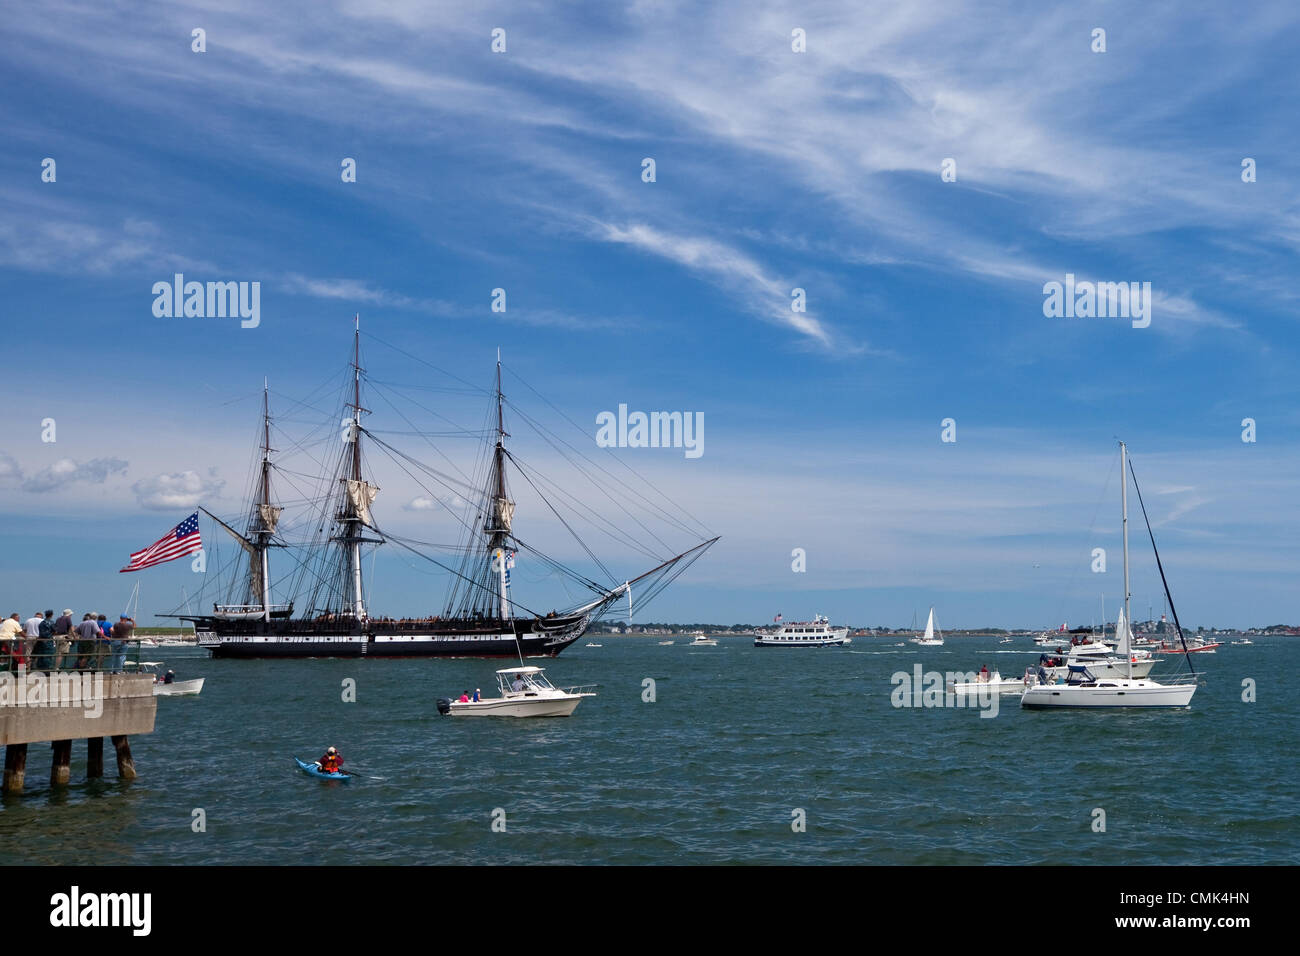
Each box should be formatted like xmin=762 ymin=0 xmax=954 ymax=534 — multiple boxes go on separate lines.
xmin=687 ymin=633 xmax=718 ymax=647
xmin=909 ymin=607 xmax=943 ymax=646
xmin=1023 ymin=442 xmax=1198 ymax=710
xmin=436 ymin=666 xmax=595 ymax=717
xmin=754 ymin=616 xmax=849 ymax=647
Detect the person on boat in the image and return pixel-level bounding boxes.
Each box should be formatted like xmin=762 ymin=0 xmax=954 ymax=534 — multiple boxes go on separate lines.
xmin=458 ymin=691 xmax=470 ymax=702
xmin=472 ymin=688 xmax=481 ymax=702
xmin=318 ymin=747 xmax=343 ymax=773
xmin=511 ymin=673 xmax=526 ymax=692
xmin=979 ymin=664 xmax=989 ymax=679
xmin=163 ymin=670 xmax=175 ymax=684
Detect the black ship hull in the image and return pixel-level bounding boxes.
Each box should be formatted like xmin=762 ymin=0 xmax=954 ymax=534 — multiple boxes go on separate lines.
xmin=189 ymin=614 xmax=590 ymax=660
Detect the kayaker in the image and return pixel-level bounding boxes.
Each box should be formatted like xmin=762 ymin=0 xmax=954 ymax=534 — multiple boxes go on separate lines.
xmin=319 ymin=747 xmax=343 ymax=773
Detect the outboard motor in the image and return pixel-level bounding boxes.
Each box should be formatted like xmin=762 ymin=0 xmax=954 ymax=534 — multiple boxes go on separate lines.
xmin=435 ymin=697 xmax=452 ymax=715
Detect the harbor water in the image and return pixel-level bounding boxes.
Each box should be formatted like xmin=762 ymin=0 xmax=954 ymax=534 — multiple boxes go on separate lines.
xmin=1 ymin=636 xmax=1294 ymax=865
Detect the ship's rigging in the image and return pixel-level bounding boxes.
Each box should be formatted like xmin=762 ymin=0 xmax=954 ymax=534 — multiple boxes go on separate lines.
xmin=175 ymin=318 xmax=716 ymax=638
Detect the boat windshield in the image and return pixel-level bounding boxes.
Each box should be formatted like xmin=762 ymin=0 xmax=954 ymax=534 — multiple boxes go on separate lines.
xmin=1064 ymin=665 xmax=1096 ymax=685
xmin=498 ymin=670 xmax=555 ymax=693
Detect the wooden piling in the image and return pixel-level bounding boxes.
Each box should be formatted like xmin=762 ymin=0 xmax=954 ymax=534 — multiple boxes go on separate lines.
xmin=3 ymin=743 xmax=28 ymax=794
xmin=111 ymin=734 xmax=136 ymax=780
xmin=87 ymin=736 xmax=104 ymax=778
xmin=51 ymin=739 xmax=72 ymax=786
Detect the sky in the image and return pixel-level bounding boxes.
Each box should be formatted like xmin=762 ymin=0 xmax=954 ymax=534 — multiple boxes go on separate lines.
xmin=1 ymin=1 xmax=1298 ymax=629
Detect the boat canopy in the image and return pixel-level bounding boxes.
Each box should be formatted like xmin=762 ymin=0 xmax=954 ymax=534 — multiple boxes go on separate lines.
xmin=495 ymin=665 xmax=545 ymax=675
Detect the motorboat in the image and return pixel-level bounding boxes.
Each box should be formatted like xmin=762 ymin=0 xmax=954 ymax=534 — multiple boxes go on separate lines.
xmin=947 ymin=669 xmax=1026 ymax=696
xmin=658 ymin=640 xmax=675 ymax=645
xmin=584 ymin=642 xmax=603 ymax=647
xmin=127 ymin=661 xmax=205 ymax=696
xmin=1230 ymin=638 xmax=1253 ymax=646
xmin=687 ymin=633 xmax=719 ymax=646
xmin=436 ymin=666 xmax=595 ymax=717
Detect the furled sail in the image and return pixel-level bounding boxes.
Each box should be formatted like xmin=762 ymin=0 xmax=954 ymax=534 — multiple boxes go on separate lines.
xmin=345 ymin=479 xmax=379 ymax=526
xmin=258 ymin=504 xmax=282 ymax=534
xmin=495 ymin=497 xmax=515 ymax=533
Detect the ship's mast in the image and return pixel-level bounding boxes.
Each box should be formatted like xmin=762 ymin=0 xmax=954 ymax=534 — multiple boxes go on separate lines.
xmin=488 ymin=349 xmax=512 ymax=621
xmin=257 ymin=380 xmax=274 ymax=622
xmin=345 ymin=315 xmax=368 ymax=621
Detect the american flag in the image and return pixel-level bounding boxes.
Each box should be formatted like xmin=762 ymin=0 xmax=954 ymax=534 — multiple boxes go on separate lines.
xmin=120 ymin=512 xmax=203 ymax=572
xmin=774 ymin=613 xmax=783 ymax=622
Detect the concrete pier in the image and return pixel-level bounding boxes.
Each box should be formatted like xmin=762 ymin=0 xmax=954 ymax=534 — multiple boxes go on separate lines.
xmin=0 ymin=671 xmax=156 ymax=792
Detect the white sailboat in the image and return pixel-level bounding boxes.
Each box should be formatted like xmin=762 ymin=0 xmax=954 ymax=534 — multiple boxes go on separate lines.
xmin=1023 ymin=442 xmax=1197 ymax=710
xmin=910 ymin=607 xmax=944 ymax=646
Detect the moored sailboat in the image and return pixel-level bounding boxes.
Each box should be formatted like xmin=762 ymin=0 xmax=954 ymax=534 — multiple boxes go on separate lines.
xmin=1023 ymin=442 xmax=1197 ymax=709
xmin=910 ymin=607 xmax=944 ymax=646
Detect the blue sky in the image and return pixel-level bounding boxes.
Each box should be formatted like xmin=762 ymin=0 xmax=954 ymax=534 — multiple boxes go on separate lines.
xmin=2 ymin=1 xmax=1298 ymax=629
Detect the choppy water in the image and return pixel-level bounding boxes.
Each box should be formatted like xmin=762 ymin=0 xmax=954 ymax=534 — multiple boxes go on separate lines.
xmin=2 ymin=636 xmax=1295 ymax=865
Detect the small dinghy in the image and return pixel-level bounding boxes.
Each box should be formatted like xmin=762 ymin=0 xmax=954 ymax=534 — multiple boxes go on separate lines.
xmin=294 ymin=756 xmax=352 ymax=781
xmin=126 ymin=661 xmax=204 ymax=696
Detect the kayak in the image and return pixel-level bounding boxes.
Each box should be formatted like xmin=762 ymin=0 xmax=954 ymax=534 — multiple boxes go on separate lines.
xmin=293 ymin=756 xmax=352 ymax=781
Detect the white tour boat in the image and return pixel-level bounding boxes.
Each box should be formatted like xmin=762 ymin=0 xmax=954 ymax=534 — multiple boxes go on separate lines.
xmin=1023 ymin=442 xmax=1197 ymax=710
xmin=753 ymin=616 xmax=849 ymax=647
xmin=436 ymin=666 xmax=596 ymax=717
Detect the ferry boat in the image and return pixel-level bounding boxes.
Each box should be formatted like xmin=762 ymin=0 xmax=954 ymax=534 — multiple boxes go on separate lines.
xmin=754 ymin=616 xmax=850 ymax=647
xmin=172 ymin=319 xmax=716 ymax=659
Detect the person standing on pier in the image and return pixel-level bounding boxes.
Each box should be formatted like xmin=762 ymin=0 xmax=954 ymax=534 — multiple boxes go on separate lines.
xmin=22 ymin=612 xmax=42 ymax=669
xmin=33 ymin=610 xmax=55 ymax=671
xmin=110 ymin=614 xmax=134 ymax=671
xmin=0 ymin=613 xmax=23 ymax=671
xmin=52 ymin=609 xmax=74 ymax=669
xmin=74 ymin=613 xmax=100 ymax=669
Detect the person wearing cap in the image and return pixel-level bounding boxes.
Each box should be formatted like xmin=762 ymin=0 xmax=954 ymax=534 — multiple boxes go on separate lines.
xmin=33 ymin=610 xmax=56 ymax=671
xmin=52 ymin=609 xmax=74 ymax=669
xmin=318 ymin=747 xmax=343 ymax=774
xmin=163 ymin=669 xmax=175 ymax=684
xmin=109 ymin=614 xmax=135 ymax=672
xmin=74 ymin=614 xmax=101 ymax=669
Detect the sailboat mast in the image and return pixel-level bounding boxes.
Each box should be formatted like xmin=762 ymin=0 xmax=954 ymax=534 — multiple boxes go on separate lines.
xmin=1120 ymin=441 xmax=1132 ymax=678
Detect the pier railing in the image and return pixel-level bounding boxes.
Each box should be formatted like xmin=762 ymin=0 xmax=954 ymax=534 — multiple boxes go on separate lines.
xmin=0 ymin=636 xmax=157 ymax=674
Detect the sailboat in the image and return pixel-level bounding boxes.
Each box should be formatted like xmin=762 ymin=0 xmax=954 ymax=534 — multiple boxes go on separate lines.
xmin=174 ymin=318 xmax=717 ymax=659
xmin=910 ymin=607 xmax=944 ymax=646
xmin=1022 ymin=442 xmax=1197 ymax=709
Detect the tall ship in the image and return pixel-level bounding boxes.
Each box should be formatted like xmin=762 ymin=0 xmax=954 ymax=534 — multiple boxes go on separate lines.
xmin=176 ymin=319 xmax=716 ymax=658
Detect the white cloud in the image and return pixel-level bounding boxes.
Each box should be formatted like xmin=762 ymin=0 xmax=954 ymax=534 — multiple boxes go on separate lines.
xmin=21 ymin=457 xmax=128 ymax=493
xmin=131 ymin=471 xmax=225 ymax=511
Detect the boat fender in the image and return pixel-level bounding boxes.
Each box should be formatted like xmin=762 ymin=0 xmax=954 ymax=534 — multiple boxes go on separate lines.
xmin=436 ymin=697 xmax=452 ymax=715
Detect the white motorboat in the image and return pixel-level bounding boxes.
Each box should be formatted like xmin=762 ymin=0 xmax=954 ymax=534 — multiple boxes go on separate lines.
xmin=910 ymin=608 xmax=944 ymax=646
xmin=658 ymin=640 xmax=675 ymax=645
xmin=687 ymin=633 xmax=719 ymax=646
xmin=999 ymin=637 xmax=1014 ymax=644
xmin=753 ymin=616 xmax=848 ymax=647
xmin=127 ymin=661 xmax=204 ymax=696
xmin=1230 ymin=638 xmax=1253 ymax=646
xmin=584 ymin=642 xmax=603 ymax=647
xmin=437 ymin=666 xmax=595 ymax=717
xmin=947 ymin=669 xmax=1026 ymax=696
xmin=1022 ymin=442 xmax=1197 ymax=710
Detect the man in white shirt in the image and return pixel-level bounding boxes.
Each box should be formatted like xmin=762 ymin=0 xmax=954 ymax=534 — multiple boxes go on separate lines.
xmin=1 ymin=613 xmax=25 ymax=670
xmin=24 ymin=612 xmax=43 ymax=639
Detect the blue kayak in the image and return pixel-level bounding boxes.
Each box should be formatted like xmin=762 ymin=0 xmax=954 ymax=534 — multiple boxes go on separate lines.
xmin=294 ymin=756 xmax=352 ymax=781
